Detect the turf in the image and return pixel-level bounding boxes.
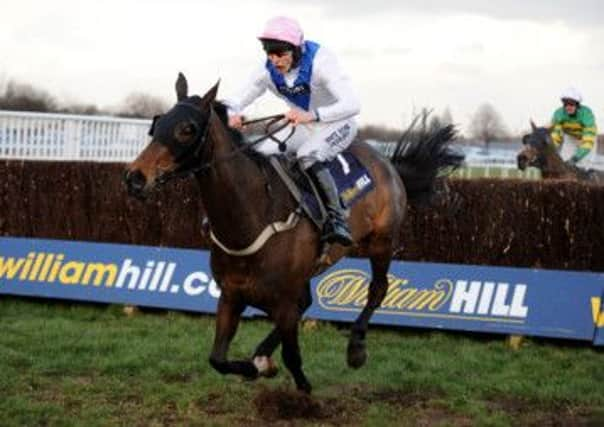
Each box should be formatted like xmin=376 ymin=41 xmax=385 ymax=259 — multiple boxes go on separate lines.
xmin=1 ymin=296 xmax=602 ymax=426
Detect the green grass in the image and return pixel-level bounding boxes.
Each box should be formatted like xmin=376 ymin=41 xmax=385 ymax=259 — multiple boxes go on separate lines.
xmin=1 ymin=296 xmax=602 ymax=426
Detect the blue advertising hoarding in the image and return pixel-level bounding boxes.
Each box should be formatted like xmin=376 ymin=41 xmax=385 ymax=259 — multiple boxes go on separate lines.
xmin=1 ymin=237 xmax=603 ymax=345
xmin=593 ymin=295 xmax=604 ymax=345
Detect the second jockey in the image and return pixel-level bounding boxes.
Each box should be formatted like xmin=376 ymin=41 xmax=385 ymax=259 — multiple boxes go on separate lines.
xmin=550 ymin=87 xmax=598 ymax=165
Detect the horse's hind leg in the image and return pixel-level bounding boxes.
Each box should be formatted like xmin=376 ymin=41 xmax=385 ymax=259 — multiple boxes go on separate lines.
xmin=209 ymin=296 xmax=258 ymax=379
xmin=348 ymin=247 xmax=392 ymax=369
xmin=252 ymin=282 xmax=312 ymax=378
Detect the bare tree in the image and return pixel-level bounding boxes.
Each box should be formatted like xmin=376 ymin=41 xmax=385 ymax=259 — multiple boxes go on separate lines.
xmin=0 ymin=80 xmax=58 ymax=112
xmin=59 ymin=103 xmax=103 ymax=115
xmin=0 ymin=73 xmax=7 ymax=96
xmin=116 ymin=92 xmax=168 ymax=118
xmin=468 ymin=103 xmax=508 ymax=150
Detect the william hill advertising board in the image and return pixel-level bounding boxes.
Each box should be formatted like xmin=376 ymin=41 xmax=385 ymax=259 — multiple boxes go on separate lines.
xmin=1 ymin=237 xmax=603 ymax=345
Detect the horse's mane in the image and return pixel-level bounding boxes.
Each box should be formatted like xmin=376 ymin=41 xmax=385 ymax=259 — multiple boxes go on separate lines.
xmin=534 ymin=126 xmax=552 ymax=141
xmin=178 ymin=97 xmax=243 ymax=145
xmin=211 ymin=100 xmax=271 ymax=167
xmin=527 ymin=126 xmax=558 ymax=152
xmin=211 ymin=100 xmax=243 ymax=142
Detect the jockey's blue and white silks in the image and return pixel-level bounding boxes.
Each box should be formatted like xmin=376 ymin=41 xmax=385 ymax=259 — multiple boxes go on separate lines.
xmin=224 ymin=41 xmax=360 ymax=123
xmin=265 ymin=41 xmax=320 ymax=111
xmin=224 ymin=40 xmax=360 ymax=167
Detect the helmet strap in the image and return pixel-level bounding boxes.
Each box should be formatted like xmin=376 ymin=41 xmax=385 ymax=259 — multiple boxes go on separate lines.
xmin=292 ymin=46 xmax=302 ymax=68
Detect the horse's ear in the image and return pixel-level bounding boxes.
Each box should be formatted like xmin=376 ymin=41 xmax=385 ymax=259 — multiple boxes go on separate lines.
xmin=175 ymin=72 xmax=188 ymax=101
xmin=530 ymin=119 xmax=537 ymax=132
xmin=199 ymin=79 xmax=220 ymax=108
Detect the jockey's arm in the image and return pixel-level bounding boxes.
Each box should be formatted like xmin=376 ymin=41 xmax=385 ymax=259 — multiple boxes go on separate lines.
xmin=576 ymin=111 xmax=597 ymax=160
xmin=223 ymin=65 xmax=269 ymax=124
xmin=573 ymin=137 xmax=594 ymax=162
xmin=550 ymin=111 xmax=564 ymax=148
xmin=313 ymin=49 xmax=360 ymax=123
xmin=550 ymin=124 xmax=563 ymax=148
xmin=571 ymin=109 xmax=597 ymax=162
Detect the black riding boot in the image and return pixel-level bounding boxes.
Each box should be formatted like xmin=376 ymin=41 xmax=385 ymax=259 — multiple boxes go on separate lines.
xmin=307 ymin=163 xmax=353 ymax=246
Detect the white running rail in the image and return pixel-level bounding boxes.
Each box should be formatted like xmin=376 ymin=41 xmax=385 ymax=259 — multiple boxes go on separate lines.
xmin=2 ymin=110 xmax=602 ymax=177
xmin=0 ymin=110 xmax=150 ymax=162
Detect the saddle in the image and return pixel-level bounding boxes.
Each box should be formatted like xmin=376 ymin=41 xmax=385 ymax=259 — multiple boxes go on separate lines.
xmin=207 ymin=149 xmax=374 ymax=258
xmin=269 ymin=151 xmax=374 ymax=230
xmin=565 ymin=162 xmax=601 ymax=181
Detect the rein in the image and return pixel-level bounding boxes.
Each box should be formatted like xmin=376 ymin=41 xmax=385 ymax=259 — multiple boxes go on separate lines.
xmin=242 ymin=114 xmax=296 ymax=152
xmin=153 ymin=106 xmax=301 ymax=255
xmin=157 ymin=112 xmax=295 ymax=184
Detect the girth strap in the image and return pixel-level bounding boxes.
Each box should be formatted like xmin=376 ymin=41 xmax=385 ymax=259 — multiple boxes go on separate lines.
xmin=268 ymin=157 xmax=326 ymax=229
xmin=209 ymin=211 xmax=300 ymax=256
xmin=269 ymin=157 xmax=303 ymax=203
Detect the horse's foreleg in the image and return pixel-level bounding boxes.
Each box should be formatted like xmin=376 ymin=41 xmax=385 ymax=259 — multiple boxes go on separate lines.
xmin=276 ymin=306 xmax=312 ymax=393
xmin=347 ymin=253 xmax=391 ymax=369
xmin=209 ymin=296 xmax=258 ymax=379
xmin=252 ymin=283 xmax=312 ymax=378
xmin=251 ymin=328 xmax=281 ymax=378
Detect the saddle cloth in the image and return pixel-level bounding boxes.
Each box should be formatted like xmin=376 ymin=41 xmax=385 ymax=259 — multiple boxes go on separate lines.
xmin=272 ymin=152 xmax=375 ymax=228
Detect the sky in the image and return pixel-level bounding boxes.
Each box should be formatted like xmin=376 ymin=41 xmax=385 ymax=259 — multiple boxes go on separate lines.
xmin=2 ymin=0 xmax=603 ymax=135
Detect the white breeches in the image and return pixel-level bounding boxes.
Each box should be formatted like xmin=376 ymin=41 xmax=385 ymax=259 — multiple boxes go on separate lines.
xmin=253 ymin=118 xmax=358 ymax=169
xmin=558 ymin=135 xmax=596 ymax=165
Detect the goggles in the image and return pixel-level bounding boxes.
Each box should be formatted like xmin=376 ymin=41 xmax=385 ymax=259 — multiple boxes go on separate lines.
xmin=261 ymin=39 xmax=294 ymax=57
xmin=562 ymin=98 xmax=579 ymax=107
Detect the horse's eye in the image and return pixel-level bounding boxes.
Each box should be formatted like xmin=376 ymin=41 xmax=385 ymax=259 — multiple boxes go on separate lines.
xmin=175 ymin=123 xmax=197 ymax=144
xmin=182 ymin=125 xmax=196 ymax=136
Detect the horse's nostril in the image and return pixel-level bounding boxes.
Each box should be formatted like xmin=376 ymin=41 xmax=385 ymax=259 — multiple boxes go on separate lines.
xmin=517 ymin=155 xmax=527 ymax=169
xmin=124 ymin=170 xmax=147 ymax=192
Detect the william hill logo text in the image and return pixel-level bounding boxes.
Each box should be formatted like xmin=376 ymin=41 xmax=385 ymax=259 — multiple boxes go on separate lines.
xmin=316 ymin=269 xmax=529 ymax=320
xmin=0 ymin=252 xmax=220 ymax=298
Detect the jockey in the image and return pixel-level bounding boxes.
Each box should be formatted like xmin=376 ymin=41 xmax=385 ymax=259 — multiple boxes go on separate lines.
xmin=224 ymin=16 xmax=360 ymax=246
xmin=550 ymin=87 xmax=598 ymax=165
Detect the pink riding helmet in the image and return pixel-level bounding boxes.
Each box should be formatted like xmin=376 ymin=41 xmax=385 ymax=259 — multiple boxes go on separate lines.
xmin=258 ymin=16 xmax=304 ymax=47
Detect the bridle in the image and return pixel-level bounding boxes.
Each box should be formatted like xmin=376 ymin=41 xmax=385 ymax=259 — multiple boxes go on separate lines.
xmin=150 ymin=101 xmax=295 ymax=184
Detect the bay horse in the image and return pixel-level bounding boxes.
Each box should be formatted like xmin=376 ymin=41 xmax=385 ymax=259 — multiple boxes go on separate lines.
xmin=517 ymin=121 xmax=604 ymax=183
xmin=124 ymin=73 xmax=463 ymax=393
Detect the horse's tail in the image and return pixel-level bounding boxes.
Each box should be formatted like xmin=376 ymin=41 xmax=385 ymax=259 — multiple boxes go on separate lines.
xmin=389 ymin=116 xmax=465 ymax=205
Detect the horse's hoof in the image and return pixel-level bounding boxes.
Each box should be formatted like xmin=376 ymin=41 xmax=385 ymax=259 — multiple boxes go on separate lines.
xmin=347 ymin=340 xmax=367 ymax=369
xmin=253 ymin=356 xmax=279 ymax=378
xmin=242 ymin=365 xmax=260 ymax=381
xmin=297 ymin=380 xmax=312 ymax=394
